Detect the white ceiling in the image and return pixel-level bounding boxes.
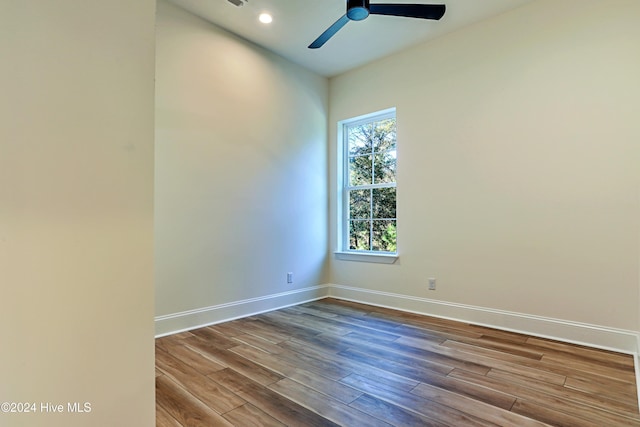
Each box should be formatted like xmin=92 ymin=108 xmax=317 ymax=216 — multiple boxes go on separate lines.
xmin=167 ymin=0 xmax=535 ymax=77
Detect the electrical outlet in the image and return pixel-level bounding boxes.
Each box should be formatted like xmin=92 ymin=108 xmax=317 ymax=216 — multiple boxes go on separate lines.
xmin=428 ymin=278 xmax=436 ymax=290
xmin=287 ymin=272 xmax=293 ymax=284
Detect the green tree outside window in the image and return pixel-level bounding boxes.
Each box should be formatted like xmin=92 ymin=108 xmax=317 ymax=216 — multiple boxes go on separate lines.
xmin=344 ymin=113 xmax=397 ymax=253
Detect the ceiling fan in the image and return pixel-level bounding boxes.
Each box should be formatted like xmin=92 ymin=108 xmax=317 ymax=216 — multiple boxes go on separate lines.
xmin=309 ymin=0 xmax=446 ymax=49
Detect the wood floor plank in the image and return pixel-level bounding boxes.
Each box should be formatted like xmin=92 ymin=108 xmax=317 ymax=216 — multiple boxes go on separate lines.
xmin=286 ymin=303 xmax=340 ymax=319
xmin=230 ymin=319 xmax=291 ymax=344
xmin=472 ymin=327 xmax=530 ymax=344
xmin=564 ymin=374 xmax=639 ymax=409
xmin=207 ymin=368 xmax=257 ymax=394
xmin=450 ymin=335 xmax=546 ymax=360
xmin=349 ymin=393 xmax=449 ymax=427
xmin=341 ymin=331 xmax=492 ymax=375
xmin=442 ymin=339 xmax=568 ymax=385
xmin=269 ymin=377 xmax=394 ymax=427
xmin=511 ymin=399 xmax=612 ymax=427
xmin=526 ymin=336 xmax=636 ymax=369
xmin=156 ymin=402 xmax=183 ymax=427
xmin=280 ymin=333 xmax=396 ymax=380
xmin=300 ymin=308 xmax=409 ymax=337
xmin=222 ymin=403 xmax=286 ymax=427
xmin=341 ymin=335 xmax=458 ymax=376
xmin=442 ymin=339 xmax=548 ymax=365
xmin=384 ymin=316 xmax=484 ymax=340
xmin=238 ymin=380 xmax=342 ymax=427
xmin=184 ymin=340 xmax=284 ymax=386
xmin=270 ymin=309 xmax=355 ymax=336
xmin=339 ymin=347 xmax=454 ymax=380
xmin=228 ymin=343 xmax=298 ymax=377
xmin=287 ymin=368 xmax=363 ymax=405
xmin=156 ymin=349 xmax=246 ymax=414
xmin=395 ymin=335 xmax=498 ymax=373
xmin=422 ymin=370 xmax=517 ymax=410
xmin=540 ymin=352 xmax=636 ymax=383
xmin=305 ymin=299 xmax=372 ymax=316
xmin=210 ymin=367 xmax=341 ymax=426
xmin=156 ymin=299 xmax=639 ymax=427
xmin=206 ymin=322 xmax=247 ymax=338
xmin=256 ymin=314 xmax=323 ymax=341
xmin=344 ymin=365 xmax=421 ymax=393
xmin=270 ymin=341 xmax=355 ymax=381
xmin=282 ymin=336 xmax=426 ymax=392
xmin=189 ymin=326 xmax=238 ymax=349
xmin=289 ymin=331 xmax=354 ymax=354
xmin=233 ymin=340 xmax=365 ymax=404
xmin=450 ymin=368 xmax=640 ymax=426
xmin=309 ymin=299 xmax=471 ymax=342
xmin=164 ymin=342 xmax=226 ymax=375
xmin=486 ymin=368 xmax=640 ymax=418
xmin=231 ymin=333 xmax=285 ymax=354
xmin=410 ymin=382 xmax=548 ymax=427
xmin=340 ymin=373 xmax=494 ymax=427
xmin=156 ymin=331 xmax=196 ymax=352
xmin=156 ymin=374 xmax=234 ymax=427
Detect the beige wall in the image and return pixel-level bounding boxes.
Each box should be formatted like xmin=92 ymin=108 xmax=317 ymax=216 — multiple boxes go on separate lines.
xmin=0 ymin=1 xmax=156 ymax=426
xmin=155 ymin=1 xmax=329 ymax=318
xmin=329 ymin=0 xmax=640 ymax=330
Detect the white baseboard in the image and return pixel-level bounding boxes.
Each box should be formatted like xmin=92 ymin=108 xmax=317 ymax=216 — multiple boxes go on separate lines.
xmin=154 ymin=285 xmax=330 ymax=337
xmin=327 ymin=284 xmax=639 ymax=355
xmin=155 ymin=282 xmax=638 ymax=356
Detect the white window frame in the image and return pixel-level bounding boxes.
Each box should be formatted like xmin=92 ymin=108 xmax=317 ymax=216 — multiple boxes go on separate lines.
xmin=336 ymin=108 xmax=398 ymax=264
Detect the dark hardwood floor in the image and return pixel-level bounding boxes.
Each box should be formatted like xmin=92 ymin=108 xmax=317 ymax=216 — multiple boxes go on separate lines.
xmin=155 ymin=298 xmax=640 ymax=426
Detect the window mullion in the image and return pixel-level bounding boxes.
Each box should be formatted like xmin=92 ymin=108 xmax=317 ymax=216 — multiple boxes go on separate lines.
xmin=371 ymin=134 xmax=376 ymax=188
xmin=346 ymin=182 xmax=395 ymax=191
xmin=343 ymin=126 xmax=350 ymax=252
xmin=369 ymin=188 xmax=374 ymax=251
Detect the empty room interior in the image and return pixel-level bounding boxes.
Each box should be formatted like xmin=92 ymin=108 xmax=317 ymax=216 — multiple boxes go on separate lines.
xmin=3 ymin=0 xmax=640 ymax=426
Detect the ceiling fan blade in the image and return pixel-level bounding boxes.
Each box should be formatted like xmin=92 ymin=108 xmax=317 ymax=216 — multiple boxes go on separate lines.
xmin=308 ymin=14 xmax=350 ymax=49
xmin=369 ymin=4 xmax=445 ymax=20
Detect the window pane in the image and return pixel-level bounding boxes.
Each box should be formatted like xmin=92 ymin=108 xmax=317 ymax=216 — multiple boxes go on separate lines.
xmin=349 ymin=220 xmax=370 ymax=251
xmin=348 ymin=123 xmax=373 ymax=156
xmin=349 ymin=155 xmax=372 ymax=186
xmin=342 ymin=109 xmax=396 ymax=254
xmin=372 ymin=118 xmax=396 ymax=153
xmin=349 ymin=189 xmax=371 ymax=219
xmin=372 ymin=187 xmax=396 ymax=219
xmin=373 ymin=150 xmax=396 ymax=184
xmin=372 ymin=220 xmax=396 ymax=252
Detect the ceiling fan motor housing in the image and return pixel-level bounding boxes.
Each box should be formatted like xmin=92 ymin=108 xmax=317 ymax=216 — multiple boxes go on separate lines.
xmin=347 ymin=0 xmax=370 ymax=20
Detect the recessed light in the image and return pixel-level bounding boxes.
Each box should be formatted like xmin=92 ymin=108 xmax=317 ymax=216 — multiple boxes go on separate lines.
xmin=259 ymin=13 xmax=273 ymax=24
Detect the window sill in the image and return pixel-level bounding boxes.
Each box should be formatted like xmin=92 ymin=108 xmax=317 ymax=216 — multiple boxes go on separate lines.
xmin=334 ymin=251 xmax=398 ymax=264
